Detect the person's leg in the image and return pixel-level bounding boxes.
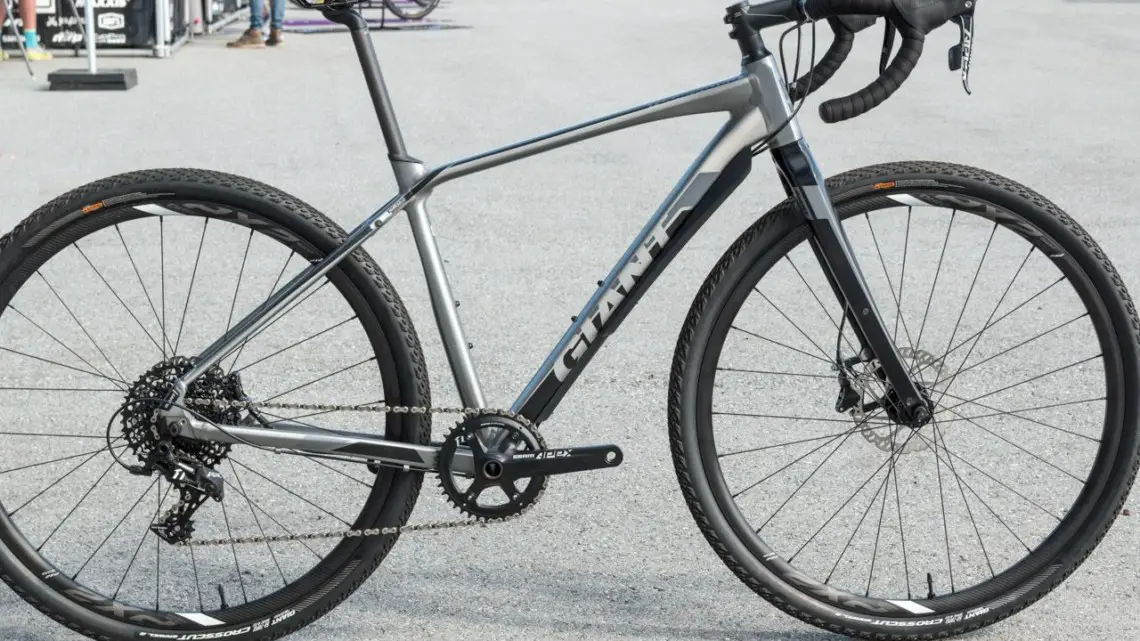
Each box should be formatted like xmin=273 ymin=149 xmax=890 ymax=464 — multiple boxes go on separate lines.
xmin=0 ymin=0 xmax=7 ymax=61
xmin=266 ymin=0 xmax=285 ymax=47
xmin=18 ymin=0 xmax=50 ymax=60
xmin=227 ymin=0 xmax=267 ymax=48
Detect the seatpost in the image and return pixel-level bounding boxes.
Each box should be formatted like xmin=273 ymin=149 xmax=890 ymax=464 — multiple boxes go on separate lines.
xmin=321 ymin=6 xmax=410 ymax=162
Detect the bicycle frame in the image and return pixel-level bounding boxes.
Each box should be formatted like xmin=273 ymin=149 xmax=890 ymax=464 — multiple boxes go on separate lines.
xmin=168 ymin=4 xmax=926 ymax=473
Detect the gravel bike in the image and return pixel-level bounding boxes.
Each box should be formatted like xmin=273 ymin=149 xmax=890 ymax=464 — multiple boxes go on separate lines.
xmin=1 ymin=1 xmax=1137 ymax=640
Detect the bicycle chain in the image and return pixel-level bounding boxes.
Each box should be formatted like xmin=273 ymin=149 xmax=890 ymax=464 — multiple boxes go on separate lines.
xmin=171 ymin=398 xmax=542 ymax=547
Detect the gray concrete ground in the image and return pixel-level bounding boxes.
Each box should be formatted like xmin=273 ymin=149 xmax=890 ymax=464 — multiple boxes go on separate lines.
xmin=1 ymin=1 xmax=1138 ymax=640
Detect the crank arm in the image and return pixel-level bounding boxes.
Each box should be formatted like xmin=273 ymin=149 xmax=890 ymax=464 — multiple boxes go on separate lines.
xmin=505 ymin=444 xmax=623 ymax=477
xmin=170 ymin=413 xmax=474 ymax=475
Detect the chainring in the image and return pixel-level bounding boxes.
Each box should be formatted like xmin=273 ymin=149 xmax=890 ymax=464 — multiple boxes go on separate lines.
xmin=438 ymin=411 xmax=549 ymax=520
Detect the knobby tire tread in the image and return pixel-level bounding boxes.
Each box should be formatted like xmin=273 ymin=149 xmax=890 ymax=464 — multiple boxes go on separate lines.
xmin=667 ymin=160 xmax=1140 ymax=640
xmin=0 ymin=168 xmax=433 ymax=641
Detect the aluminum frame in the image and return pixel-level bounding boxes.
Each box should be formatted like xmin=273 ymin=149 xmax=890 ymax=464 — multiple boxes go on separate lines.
xmin=168 ymin=18 xmax=924 ymax=473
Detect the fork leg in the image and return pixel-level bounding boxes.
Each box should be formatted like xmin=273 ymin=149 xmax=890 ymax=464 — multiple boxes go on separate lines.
xmin=770 ymin=139 xmax=930 ymax=426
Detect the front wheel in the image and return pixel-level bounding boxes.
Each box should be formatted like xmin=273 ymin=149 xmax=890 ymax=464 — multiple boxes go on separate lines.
xmin=669 ymin=161 xmax=1140 ymax=639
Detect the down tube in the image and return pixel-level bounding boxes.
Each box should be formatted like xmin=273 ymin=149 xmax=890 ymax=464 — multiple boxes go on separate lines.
xmin=513 ymin=110 xmax=766 ymax=424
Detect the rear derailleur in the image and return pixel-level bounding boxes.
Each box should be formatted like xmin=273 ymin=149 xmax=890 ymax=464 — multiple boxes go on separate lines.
xmin=135 ymin=439 xmax=227 ymax=545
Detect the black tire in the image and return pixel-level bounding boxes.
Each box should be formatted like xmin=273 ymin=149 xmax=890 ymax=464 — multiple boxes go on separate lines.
xmin=384 ymin=0 xmax=439 ymax=20
xmin=0 ymin=169 xmax=432 ymax=641
xmin=669 ymin=161 xmax=1140 ymax=639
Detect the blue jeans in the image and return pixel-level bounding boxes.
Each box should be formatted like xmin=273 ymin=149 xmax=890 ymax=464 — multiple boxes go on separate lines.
xmin=250 ymin=0 xmax=285 ymax=31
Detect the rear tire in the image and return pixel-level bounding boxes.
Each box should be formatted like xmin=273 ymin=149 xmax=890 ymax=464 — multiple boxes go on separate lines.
xmin=0 ymin=169 xmax=433 ymax=641
xmin=669 ymin=161 xmax=1140 ymax=639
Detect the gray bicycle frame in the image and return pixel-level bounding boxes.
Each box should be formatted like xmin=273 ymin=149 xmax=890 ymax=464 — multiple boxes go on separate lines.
xmin=168 ymin=8 xmax=922 ymax=474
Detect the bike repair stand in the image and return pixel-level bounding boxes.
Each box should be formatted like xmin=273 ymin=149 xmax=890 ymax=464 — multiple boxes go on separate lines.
xmin=47 ymin=0 xmax=136 ymax=90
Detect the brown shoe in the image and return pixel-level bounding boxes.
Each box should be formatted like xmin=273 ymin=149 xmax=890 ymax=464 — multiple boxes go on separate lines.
xmin=266 ymin=28 xmax=284 ymax=47
xmin=227 ymin=28 xmax=265 ymax=48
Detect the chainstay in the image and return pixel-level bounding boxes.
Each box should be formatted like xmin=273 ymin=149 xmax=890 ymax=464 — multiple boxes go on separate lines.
xmin=175 ymin=398 xmax=541 ymax=547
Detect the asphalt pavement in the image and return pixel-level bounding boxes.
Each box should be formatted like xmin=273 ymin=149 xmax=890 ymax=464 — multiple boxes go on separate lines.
xmin=1 ymin=1 xmax=1138 ymax=640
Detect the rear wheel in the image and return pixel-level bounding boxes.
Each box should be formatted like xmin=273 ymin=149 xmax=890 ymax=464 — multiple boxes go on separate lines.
xmin=0 ymin=169 xmax=432 ymax=641
xmin=669 ymin=161 xmax=1140 ymax=639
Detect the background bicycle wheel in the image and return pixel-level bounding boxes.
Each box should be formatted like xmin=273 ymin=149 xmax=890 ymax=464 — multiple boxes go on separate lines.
xmin=1 ymin=1 xmax=1136 ymax=640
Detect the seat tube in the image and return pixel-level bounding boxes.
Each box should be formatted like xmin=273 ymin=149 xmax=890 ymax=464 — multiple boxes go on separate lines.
xmin=394 ymin=161 xmax=488 ymax=409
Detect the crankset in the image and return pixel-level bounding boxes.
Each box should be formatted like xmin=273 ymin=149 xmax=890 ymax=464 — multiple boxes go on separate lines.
xmin=438 ymin=412 xmax=623 ymax=520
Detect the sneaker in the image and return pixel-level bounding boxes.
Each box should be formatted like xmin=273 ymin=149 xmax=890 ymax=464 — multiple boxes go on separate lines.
xmin=226 ymin=28 xmax=265 ymax=49
xmin=266 ymin=28 xmax=284 ymax=47
xmin=23 ymin=46 xmax=52 ymax=61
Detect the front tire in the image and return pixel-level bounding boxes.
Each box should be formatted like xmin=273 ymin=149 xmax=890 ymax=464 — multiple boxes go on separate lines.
xmin=669 ymin=161 xmax=1140 ymax=639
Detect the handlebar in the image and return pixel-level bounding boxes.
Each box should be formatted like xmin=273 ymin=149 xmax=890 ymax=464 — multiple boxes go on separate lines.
xmin=744 ymin=0 xmax=976 ymax=123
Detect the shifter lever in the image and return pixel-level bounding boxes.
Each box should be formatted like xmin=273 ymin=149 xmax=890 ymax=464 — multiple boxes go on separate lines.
xmin=948 ymin=9 xmax=976 ymax=95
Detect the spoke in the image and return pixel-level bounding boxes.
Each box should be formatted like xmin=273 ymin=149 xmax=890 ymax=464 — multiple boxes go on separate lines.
xmin=865 ymin=440 xmax=900 ymax=597
xmin=155 ymin=481 xmax=161 ymax=610
xmin=112 ymin=482 xmax=171 ymax=599
xmin=173 ymin=220 xmax=210 ymax=355
xmin=224 ymin=230 xmax=255 ymax=337
xmin=37 ymin=271 xmax=126 ymax=383
xmin=716 ymin=366 xmax=832 ymax=379
xmin=918 ymin=431 xmax=1062 ymax=521
xmin=757 ymin=427 xmax=861 ymax=532
xmin=863 ymin=211 xmax=917 ymax=351
xmin=305 ymin=456 xmax=373 ymax=488
xmin=892 ymin=454 xmax=912 ymax=598
xmin=941 ymin=404 xmax=1085 ymax=483
xmin=72 ymin=476 xmax=159 ymax=579
xmin=935 ymin=421 xmax=994 ymax=578
xmin=895 ymin=207 xmax=911 ymax=343
xmin=799 ymin=434 xmax=911 ymax=568
xmin=713 ymin=410 xmax=891 ymax=425
xmin=235 ymin=316 xmax=357 ymax=374
xmin=941 ymin=354 xmax=1102 ymax=417
xmin=221 ymin=281 xmax=331 ymax=371
xmin=0 ymin=346 xmax=126 ymax=388
xmin=826 ymin=466 xmax=891 ymax=583
xmin=230 ymin=458 xmax=351 ymax=525
xmin=1 ymin=446 xmax=110 ymax=476
xmin=910 ymin=248 xmax=1040 ymax=382
xmin=262 ymin=356 xmax=377 ymax=403
xmin=160 ymin=217 xmax=167 ymax=359
xmin=730 ymin=325 xmax=832 ymax=365
xmin=220 ymin=499 xmax=249 ymax=604
xmin=223 ymin=479 xmax=325 ymax=560
xmin=784 ymin=255 xmax=860 ymax=356
xmin=228 ymin=251 xmax=296 ymax=372
xmin=754 ymin=287 xmax=834 ymax=363
xmin=730 ymin=412 xmax=884 ymax=500
xmin=914 ymin=211 xmax=955 ymax=354
xmin=8 ymin=448 xmax=106 ymax=516
xmin=116 ymin=224 xmax=172 ymax=356
xmin=934 ymin=390 xmax=1103 ymax=443
xmin=932 ymin=416 xmax=955 ymax=593
xmin=935 ymin=222 xmax=997 ymax=393
xmin=189 ymin=544 xmax=205 ymax=611
xmin=74 ymin=244 xmax=165 ymax=356
xmin=719 ymin=423 xmax=894 ymax=459
xmin=913 ymin=429 xmax=1033 ymax=552
xmin=934 ymin=312 xmax=1090 ymax=406
xmin=0 ymin=386 xmax=120 ymax=393
xmin=229 ymin=460 xmax=289 ymax=586
xmin=0 ymin=431 xmax=112 ymax=439
xmin=6 ymin=306 xmax=121 ymax=389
